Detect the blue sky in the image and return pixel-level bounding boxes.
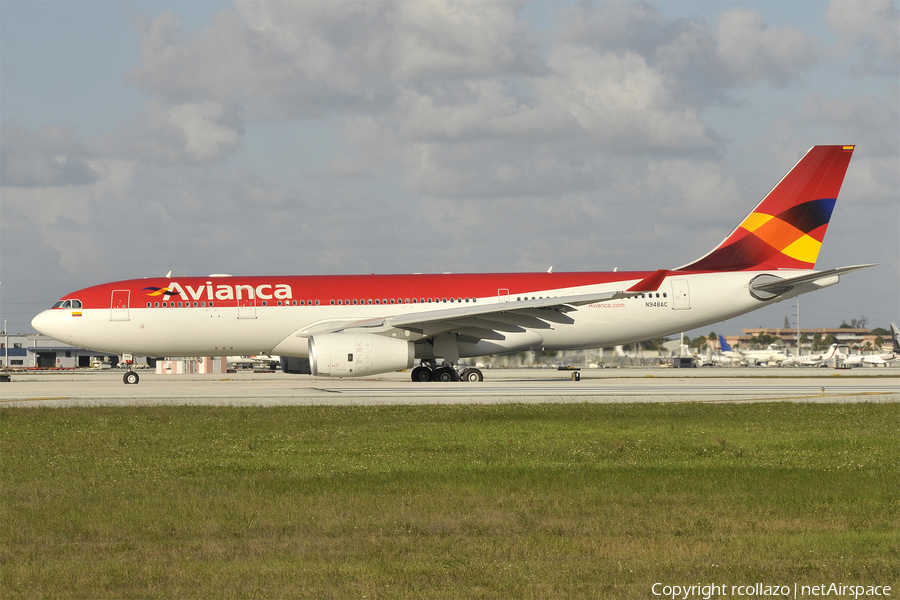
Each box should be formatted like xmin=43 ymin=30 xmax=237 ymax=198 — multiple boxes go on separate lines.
xmin=2 ymin=1 xmax=898 ymax=337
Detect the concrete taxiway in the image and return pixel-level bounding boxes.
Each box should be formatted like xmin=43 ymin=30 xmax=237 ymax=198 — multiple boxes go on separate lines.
xmin=1 ymin=367 xmax=897 ymax=407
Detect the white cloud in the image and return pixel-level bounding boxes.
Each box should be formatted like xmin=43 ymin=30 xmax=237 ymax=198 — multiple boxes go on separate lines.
xmin=540 ymin=45 xmax=712 ymax=148
xmin=716 ymin=7 xmax=821 ymax=85
xmin=95 ymin=99 xmax=244 ymax=165
xmin=0 ymin=123 xmax=98 ymax=186
xmin=825 ymin=0 xmax=899 ymax=74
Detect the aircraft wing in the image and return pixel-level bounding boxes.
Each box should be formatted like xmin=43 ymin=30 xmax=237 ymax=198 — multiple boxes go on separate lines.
xmin=385 ymin=289 xmax=639 ymax=339
xmin=298 ymin=288 xmax=643 ymax=341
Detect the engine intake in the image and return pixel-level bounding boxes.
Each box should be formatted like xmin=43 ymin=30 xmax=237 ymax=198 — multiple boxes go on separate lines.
xmin=309 ymin=333 xmax=414 ymax=377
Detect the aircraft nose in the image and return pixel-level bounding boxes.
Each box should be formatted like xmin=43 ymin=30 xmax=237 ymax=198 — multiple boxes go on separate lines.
xmin=32 ymin=310 xmax=59 ymax=337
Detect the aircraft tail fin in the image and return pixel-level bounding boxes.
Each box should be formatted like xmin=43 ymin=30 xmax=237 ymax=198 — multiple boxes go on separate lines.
xmin=718 ymin=335 xmax=733 ymax=353
xmin=678 ymin=145 xmax=855 ymax=272
xmin=891 ymin=323 xmax=900 ymax=353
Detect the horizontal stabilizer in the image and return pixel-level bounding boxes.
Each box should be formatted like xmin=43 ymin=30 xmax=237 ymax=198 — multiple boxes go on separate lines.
xmin=750 ymin=264 xmax=876 ymax=294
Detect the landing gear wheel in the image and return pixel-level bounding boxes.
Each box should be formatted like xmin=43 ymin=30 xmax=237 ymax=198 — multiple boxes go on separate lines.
xmin=123 ymin=371 xmax=139 ymax=385
xmin=411 ymin=366 xmax=433 ymax=382
xmin=460 ymin=368 xmax=483 ymax=382
xmin=433 ymin=366 xmax=458 ymax=382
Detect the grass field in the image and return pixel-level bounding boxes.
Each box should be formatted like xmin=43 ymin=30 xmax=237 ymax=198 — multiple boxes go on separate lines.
xmin=1 ymin=402 xmax=897 ymax=599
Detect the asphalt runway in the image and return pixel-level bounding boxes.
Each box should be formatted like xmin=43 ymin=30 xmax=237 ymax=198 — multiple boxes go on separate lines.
xmin=2 ymin=367 xmax=897 ymax=407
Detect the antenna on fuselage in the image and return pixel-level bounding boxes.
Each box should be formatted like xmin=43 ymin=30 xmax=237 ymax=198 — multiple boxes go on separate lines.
xmin=165 ymin=270 xmax=172 ymax=278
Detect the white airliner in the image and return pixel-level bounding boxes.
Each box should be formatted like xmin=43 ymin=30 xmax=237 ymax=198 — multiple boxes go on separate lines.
xmin=32 ymin=146 xmax=874 ymax=384
xmin=840 ymin=323 xmax=900 ymax=367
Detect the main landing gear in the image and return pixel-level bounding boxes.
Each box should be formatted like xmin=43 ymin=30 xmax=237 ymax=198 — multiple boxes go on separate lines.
xmin=411 ymin=362 xmax=483 ymax=383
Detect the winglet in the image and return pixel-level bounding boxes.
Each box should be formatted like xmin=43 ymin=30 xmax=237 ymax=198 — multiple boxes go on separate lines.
xmin=627 ymin=269 xmax=669 ymax=292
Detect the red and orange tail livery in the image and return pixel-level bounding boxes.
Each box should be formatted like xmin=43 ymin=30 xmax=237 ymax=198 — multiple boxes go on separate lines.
xmin=680 ymin=145 xmax=854 ymax=272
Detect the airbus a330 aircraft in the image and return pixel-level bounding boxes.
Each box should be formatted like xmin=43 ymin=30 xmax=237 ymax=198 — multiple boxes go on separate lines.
xmin=32 ymin=145 xmax=874 ymax=384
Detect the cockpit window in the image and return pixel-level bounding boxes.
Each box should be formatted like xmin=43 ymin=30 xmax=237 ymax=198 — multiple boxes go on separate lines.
xmin=52 ymin=299 xmax=81 ymax=309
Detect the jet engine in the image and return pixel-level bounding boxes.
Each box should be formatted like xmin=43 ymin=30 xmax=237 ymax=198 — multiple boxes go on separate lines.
xmin=309 ymin=333 xmax=415 ymax=377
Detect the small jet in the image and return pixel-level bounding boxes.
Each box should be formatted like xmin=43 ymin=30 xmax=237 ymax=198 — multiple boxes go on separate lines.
xmin=840 ymin=323 xmax=900 ymax=367
xmin=717 ymin=335 xmax=786 ymax=366
xmin=32 ymin=146 xmax=874 ymax=384
xmin=782 ymin=344 xmax=840 ymax=367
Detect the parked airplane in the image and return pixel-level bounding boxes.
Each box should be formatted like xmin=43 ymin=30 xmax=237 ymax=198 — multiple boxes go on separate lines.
xmin=227 ymin=355 xmax=281 ymax=369
xmin=782 ymin=344 xmax=840 ymax=367
xmin=32 ymin=145 xmax=874 ymax=384
xmin=840 ymin=323 xmax=900 ymax=367
xmin=717 ymin=335 xmax=787 ymax=365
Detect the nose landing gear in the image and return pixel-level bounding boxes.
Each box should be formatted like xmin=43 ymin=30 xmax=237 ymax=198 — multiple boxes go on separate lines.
xmin=121 ymin=354 xmax=139 ymax=384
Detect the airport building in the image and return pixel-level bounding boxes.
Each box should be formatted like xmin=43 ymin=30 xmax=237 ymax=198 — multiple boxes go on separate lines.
xmin=723 ymin=328 xmax=880 ymax=350
xmin=0 ymin=333 xmax=130 ymax=369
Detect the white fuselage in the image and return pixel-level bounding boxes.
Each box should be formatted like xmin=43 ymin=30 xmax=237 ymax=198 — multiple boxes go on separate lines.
xmin=32 ymin=271 xmax=803 ymax=360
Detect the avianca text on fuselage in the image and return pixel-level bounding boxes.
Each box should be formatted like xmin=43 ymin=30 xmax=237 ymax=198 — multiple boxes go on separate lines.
xmin=31 ymin=145 xmax=875 ymax=384
xmin=144 ymin=281 xmax=294 ymax=305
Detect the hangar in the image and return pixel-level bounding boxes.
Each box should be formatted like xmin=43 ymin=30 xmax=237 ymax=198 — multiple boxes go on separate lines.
xmin=0 ymin=333 xmax=127 ymax=369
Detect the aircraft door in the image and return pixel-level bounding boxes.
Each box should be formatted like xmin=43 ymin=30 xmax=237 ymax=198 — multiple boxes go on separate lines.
xmin=111 ymin=290 xmax=130 ymax=321
xmin=498 ymin=289 xmax=509 ymax=302
xmin=238 ymin=295 xmax=256 ymax=319
xmin=671 ymin=279 xmax=690 ymax=310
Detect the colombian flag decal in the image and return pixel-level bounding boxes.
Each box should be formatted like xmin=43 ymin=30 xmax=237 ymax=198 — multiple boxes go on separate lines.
xmin=72 ymin=311 xmax=82 ymax=318
xmin=143 ymin=286 xmax=179 ymax=298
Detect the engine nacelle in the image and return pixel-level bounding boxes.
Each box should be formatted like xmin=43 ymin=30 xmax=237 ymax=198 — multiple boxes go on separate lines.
xmin=309 ymin=333 xmax=414 ymax=377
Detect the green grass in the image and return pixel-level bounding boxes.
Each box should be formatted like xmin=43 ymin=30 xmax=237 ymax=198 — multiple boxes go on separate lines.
xmin=1 ymin=403 xmax=897 ymax=599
